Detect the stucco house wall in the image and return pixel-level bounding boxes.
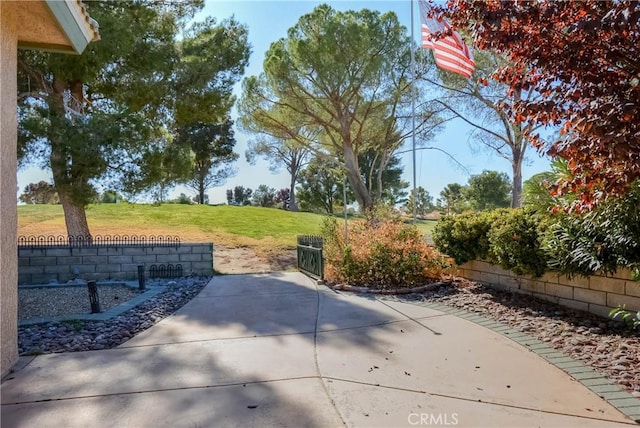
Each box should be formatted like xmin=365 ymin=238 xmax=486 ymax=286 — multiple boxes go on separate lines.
xmin=0 ymin=0 xmax=98 ymax=378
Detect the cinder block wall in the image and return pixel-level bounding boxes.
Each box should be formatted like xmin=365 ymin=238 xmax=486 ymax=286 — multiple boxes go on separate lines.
xmin=459 ymin=260 xmax=640 ymax=317
xmin=18 ymin=243 xmax=214 ymax=285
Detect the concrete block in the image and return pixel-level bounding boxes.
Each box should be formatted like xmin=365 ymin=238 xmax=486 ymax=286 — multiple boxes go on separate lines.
xmin=520 ymin=278 xmax=545 ymax=294
xmin=108 ymin=272 xmax=130 ymax=280
xmin=72 ymin=248 xmax=97 ymax=256
xmin=573 ymin=288 xmax=606 ymax=306
xmin=44 ymin=265 xmax=72 ymax=274
xmin=480 ymin=271 xmax=499 ymax=285
xmin=179 ymin=253 xmax=202 ymax=262
xmin=18 ymin=248 xmax=43 ymax=257
xmin=18 ymin=257 xmax=30 ymax=267
xmin=82 ymin=256 xmax=108 ymax=265
xmin=18 ymin=274 xmax=32 ymax=285
xmin=132 ymin=255 xmax=157 ymax=264
xmin=176 ymin=246 xmax=193 ymax=254
xmin=541 ymin=272 xmax=560 ymax=284
xmin=27 ymin=256 xmax=57 ymax=266
xmin=95 ymin=264 xmax=121 ymax=273
xmin=83 ymin=273 xmax=109 ymax=281
xmin=201 ymin=252 xmax=213 ymax=263
xmin=557 ymin=298 xmax=589 ymax=312
xmin=98 ymin=247 xmax=122 ymax=256
xmin=148 ymin=247 xmax=170 ymax=255
xmin=558 ymin=275 xmax=589 ymax=289
xmin=20 ymin=266 xmax=44 ymax=274
xmin=191 ymin=261 xmax=213 ymax=272
xmin=45 ymin=248 xmax=73 ymax=257
xmin=545 ymin=283 xmax=574 ymax=299
xmin=177 ymin=262 xmax=192 ymax=272
xmin=122 ymin=247 xmax=147 ymax=256
xmin=108 ymin=255 xmax=133 ymax=264
xmin=626 ymin=281 xmax=640 ymax=298
xmin=588 ymin=304 xmax=613 ymax=318
xmin=533 ymin=292 xmax=559 ymax=304
xmin=463 ymin=270 xmax=483 ymax=282
xmin=611 ymin=267 xmax=634 ymax=280
xmin=590 ymin=275 xmax=626 ymax=294
xmin=607 ymin=293 xmax=640 ymax=311
xmin=156 ymin=254 xmax=181 ymax=264
xmin=121 ymin=263 xmax=141 ymax=274
xmin=30 ymin=274 xmax=55 ymax=284
xmin=57 ymin=274 xmax=74 ymax=283
xmin=56 ymin=256 xmax=83 ymax=266
xmin=75 ymin=264 xmax=96 ymax=274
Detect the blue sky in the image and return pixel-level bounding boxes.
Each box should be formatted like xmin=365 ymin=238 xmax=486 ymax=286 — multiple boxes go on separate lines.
xmin=17 ymin=0 xmax=552 ymax=205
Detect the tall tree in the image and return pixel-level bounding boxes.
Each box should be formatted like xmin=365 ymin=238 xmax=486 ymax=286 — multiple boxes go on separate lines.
xmin=464 ymin=170 xmax=511 ymax=211
xmin=19 ymin=181 xmax=58 ymax=205
xmin=176 ymin=119 xmax=238 ymax=205
xmin=251 ymin=185 xmax=277 ymax=208
xmin=359 ymin=150 xmax=410 ymax=206
xmin=17 ymin=2 xmax=249 ymax=237
xmin=245 ymin=134 xmax=311 ymax=212
xmin=439 ymin=0 xmax=640 ymax=211
xmin=297 ymin=157 xmax=345 ymax=214
xmin=405 ymin=186 xmax=434 ymax=218
xmin=423 ymin=50 xmax=542 ymax=208
xmin=240 ymin=5 xmax=440 ymax=211
xmin=232 ymin=186 xmax=253 ymax=206
xmin=437 ymin=183 xmax=465 ymax=215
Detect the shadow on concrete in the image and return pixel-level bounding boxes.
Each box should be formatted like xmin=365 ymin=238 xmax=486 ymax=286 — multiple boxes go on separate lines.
xmin=1 ymin=272 xmax=403 ymax=427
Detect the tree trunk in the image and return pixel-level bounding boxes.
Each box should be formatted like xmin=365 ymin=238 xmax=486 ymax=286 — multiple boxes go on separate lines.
xmin=199 ymin=180 xmax=205 ymax=204
xmin=511 ymin=150 xmax=523 ymax=208
xmin=49 ymin=76 xmax=92 ymax=239
xmin=343 ymin=144 xmax=373 ymax=211
xmin=58 ymin=192 xmax=91 ymax=239
xmin=289 ymin=175 xmax=298 ymax=212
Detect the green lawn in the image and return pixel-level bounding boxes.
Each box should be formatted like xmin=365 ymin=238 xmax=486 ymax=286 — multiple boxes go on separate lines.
xmin=18 ymin=204 xmax=437 ymax=255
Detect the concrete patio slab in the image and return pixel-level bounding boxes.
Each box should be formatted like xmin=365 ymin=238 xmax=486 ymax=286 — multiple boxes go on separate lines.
xmin=325 ymin=378 xmax=634 ymax=428
xmin=2 ymin=334 xmax=317 ymax=404
xmin=2 ymin=272 xmax=637 ymax=427
xmin=2 ymin=378 xmax=343 ymax=428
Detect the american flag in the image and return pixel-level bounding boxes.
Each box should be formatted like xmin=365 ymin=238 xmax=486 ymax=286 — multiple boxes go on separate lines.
xmin=419 ymin=1 xmax=475 ymax=79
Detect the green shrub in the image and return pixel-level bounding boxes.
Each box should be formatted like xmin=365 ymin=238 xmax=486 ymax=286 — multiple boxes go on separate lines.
xmin=432 ymin=210 xmax=508 ymax=265
xmin=321 ymin=215 xmax=452 ymax=288
xmin=487 ymin=209 xmax=549 ymax=277
xmin=543 ymin=182 xmax=640 ymax=277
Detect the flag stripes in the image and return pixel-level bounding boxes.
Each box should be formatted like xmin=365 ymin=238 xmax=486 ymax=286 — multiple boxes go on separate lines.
xmin=419 ymin=1 xmax=475 ymax=78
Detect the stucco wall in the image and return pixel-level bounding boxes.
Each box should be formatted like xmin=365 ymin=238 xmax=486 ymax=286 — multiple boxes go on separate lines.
xmin=1 ymin=3 xmax=19 ymax=378
xmin=459 ymin=260 xmax=640 ymax=318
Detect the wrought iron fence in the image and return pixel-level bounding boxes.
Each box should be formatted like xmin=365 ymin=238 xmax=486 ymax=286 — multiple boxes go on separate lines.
xmin=297 ymin=235 xmax=324 ymax=280
xmin=149 ymin=264 xmax=183 ymax=278
xmin=18 ymin=234 xmax=181 ymax=248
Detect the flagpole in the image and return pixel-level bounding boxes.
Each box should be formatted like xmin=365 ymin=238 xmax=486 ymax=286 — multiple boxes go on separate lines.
xmin=410 ymin=0 xmax=417 ymax=224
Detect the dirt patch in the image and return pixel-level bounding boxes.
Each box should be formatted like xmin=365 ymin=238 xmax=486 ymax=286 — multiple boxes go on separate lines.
xmin=214 ymin=246 xmax=296 ymax=274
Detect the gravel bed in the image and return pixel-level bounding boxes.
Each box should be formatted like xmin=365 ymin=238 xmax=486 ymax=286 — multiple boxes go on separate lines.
xmin=18 ymin=276 xmax=210 ymax=355
xmin=19 ymin=285 xmax=142 ymax=320
xmin=379 ymin=278 xmax=640 ymax=396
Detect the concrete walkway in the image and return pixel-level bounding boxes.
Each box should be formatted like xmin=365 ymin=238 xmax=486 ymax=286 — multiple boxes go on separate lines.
xmin=1 ymin=272 xmax=638 ymax=427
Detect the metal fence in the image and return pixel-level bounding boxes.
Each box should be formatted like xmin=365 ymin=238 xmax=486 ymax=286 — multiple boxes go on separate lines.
xmin=18 ymin=234 xmax=181 ymax=248
xmin=297 ymin=235 xmax=324 ymax=280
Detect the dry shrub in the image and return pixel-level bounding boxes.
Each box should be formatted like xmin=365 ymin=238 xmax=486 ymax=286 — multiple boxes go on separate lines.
xmin=322 ymin=215 xmax=452 ymax=289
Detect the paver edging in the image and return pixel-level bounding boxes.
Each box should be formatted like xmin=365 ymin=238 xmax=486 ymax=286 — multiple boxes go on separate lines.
xmin=411 ymin=300 xmax=640 ymax=424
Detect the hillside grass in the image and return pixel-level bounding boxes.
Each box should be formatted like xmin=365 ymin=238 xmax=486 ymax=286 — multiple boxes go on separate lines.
xmin=18 ymin=204 xmax=437 ymax=256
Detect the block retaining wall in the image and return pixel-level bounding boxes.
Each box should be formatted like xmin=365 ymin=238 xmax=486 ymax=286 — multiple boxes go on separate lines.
xmin=459 ymin=260 xmax=640 ymax=318
xmin=18 ymin=243 xmax=214 ymax=285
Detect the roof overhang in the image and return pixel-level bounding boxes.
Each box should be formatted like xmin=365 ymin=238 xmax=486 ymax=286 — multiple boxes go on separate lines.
xmin=14 ymin=0 xmax=99 ymax=55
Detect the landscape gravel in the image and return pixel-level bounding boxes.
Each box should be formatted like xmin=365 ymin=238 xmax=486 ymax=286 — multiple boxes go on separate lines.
xmin=18 ymin=276 xmax=210 ymax=355
xmin=380 ymin=278 xmax=640 ymax=396
xmin=19 ymin=284 xmax=142 ymax=320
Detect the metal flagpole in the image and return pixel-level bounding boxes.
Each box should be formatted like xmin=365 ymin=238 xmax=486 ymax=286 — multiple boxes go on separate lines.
xmin=410 ymin=0 xmax=417 ymax=224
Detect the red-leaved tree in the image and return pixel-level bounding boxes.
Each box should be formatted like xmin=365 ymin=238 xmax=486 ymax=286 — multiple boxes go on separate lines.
xmin=435 ymin=0 xmax=640 ymax=211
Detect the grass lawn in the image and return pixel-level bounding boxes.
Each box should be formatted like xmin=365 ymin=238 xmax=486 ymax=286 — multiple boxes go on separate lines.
xmin=18 ymin=204 xmax=437 ymax=255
